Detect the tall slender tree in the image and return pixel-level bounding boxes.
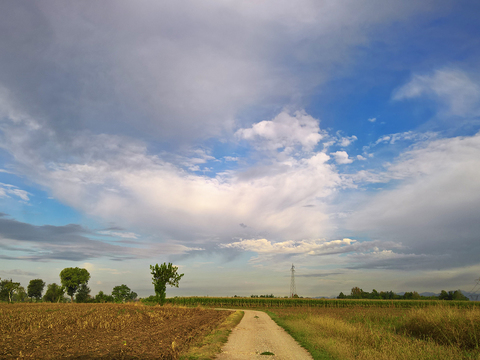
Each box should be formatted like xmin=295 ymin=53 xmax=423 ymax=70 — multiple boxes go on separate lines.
xmin=150 ymin=263 xmax=184 ymax=305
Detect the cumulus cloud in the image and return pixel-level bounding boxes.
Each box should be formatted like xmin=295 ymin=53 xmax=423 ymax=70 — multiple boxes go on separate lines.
xmin=0 ymin=1 xmax=471 ymax=281
xmin=368 ymin=117 xmax=376 ymax=122
xmin=330 ymin=151 xmax=354 ymax=164
xmin=221 ymin=238 xmax=357 ymax=255
xmin=220 ymin=237 xmax=401 ymax=269
xmin=338 ymin=135 xmax=358 ymax=147
xmin=0 ymin=103 xmax=341 ymax=242
xmin=236 ymin=110 xmax=324 ymax=153
xmin=393 ymin=68 xmax=480 ymax=117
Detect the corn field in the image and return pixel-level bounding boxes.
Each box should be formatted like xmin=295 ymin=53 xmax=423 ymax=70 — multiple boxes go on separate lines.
xmin=165 ymin=296 xmax=480 ymax=309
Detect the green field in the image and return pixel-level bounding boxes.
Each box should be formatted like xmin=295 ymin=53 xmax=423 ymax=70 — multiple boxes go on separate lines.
xmin=165 ymin=296 xmax=480 ymax=309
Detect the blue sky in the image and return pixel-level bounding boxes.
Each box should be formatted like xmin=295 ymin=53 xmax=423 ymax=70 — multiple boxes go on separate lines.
xmin=1 ymin=0 xmax=480 ymax=298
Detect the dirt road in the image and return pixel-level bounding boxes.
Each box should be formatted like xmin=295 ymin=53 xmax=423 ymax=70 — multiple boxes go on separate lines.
xmin=216 ymin=310 xmax=313 ymax=360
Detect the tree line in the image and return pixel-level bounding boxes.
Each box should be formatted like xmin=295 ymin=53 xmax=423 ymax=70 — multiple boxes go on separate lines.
xmin=0 ymin=262 xmax=184 ymax=304
xmin=337 ymin=287 xmax=469 ymax=301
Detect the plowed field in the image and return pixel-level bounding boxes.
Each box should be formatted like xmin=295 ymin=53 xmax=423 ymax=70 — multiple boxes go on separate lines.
xmin=0 ymin=303 xmax=230 ymax=359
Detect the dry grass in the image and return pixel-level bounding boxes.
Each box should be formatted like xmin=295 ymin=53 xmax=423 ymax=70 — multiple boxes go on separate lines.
xmin=399 ymin=305 xmax=480 ymax=349
xmin=267 ymin=306 xmax=480 ymax=360
xmin=0 ymin=303 xmax=230 ymax=359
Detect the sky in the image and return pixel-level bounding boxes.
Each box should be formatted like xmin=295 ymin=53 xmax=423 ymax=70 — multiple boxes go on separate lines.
xmin=1 ymin=0 xmax=480 ymax=299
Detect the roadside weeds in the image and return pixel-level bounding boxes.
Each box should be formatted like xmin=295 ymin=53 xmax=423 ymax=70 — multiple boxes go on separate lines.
xmin=180 ymin=310 xmax=244 ymax=360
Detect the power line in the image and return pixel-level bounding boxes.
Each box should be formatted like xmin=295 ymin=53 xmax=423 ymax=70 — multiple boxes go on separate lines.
xmin=468 ymin=277 xmax=480 ymax=301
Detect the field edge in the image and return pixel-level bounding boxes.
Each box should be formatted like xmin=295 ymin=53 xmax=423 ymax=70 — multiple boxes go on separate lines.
xmin=180 ymin=310 xmax=245 ymax=360
xmin=265 ymin=310 xmax=336 ymax=360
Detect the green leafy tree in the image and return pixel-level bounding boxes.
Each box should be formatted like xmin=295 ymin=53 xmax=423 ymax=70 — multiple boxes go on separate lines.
xmin=439 ymin=289 xmax=469 ymax=301
xmin=27 ymin=279 xmax=46 ymax=301
xmin=370 ymin=289 xmax=381 ymax=299
xmin=94 ymin=291 xmax=114 ymax=303
xmin=13 ymin=286 xmax=28 ymax=302
xmin=0 ymin=279 xmax=20 ymax=302
xmin=350 ymin=287 xmax=363 ymax=299
xmin=403 ymin=291 xmax=421 ymax=300
xmin=112 ymin=284 xmax=138 ymax=303
xmin=60 ymin=267 xmax=90 ymax=302
xmin=75 ymin=284 xmax=91 ymax=303
xmin=451 ymin=290 xmax=469 ymax=301
xmin=439 ymin=290 xmax=449 ymax=300
xmin=43 ymin=283 xmax=65 ymax=303
xmin=0 ymin=277 xmax=5 ymax=301
xmin=150 ymin=263 xmax=184 ymax=305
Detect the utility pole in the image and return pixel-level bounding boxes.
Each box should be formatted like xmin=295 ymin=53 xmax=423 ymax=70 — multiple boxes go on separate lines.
xmin=290 ymin=264 xmax=296 ymax=298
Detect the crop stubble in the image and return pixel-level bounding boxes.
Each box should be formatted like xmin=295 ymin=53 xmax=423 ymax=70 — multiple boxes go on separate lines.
xmin=0 ymin=303 xmax=230 ymax=359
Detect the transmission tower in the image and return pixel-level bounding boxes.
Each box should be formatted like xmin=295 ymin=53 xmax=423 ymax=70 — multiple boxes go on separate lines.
xmin=468 ymin=277 xmax=480 ymax=301
xmin=290 ymin=264 xmax=297 ymax=298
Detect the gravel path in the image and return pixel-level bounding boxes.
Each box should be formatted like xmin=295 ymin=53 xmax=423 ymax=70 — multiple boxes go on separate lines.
xmin=216 ymin=310 xmax=314 ymax=360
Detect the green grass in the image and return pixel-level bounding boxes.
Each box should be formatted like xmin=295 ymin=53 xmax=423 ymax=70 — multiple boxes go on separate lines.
xmin=266 ymin=310 xmax=336 ymax=360
xmin=180 ymin=310 xmax=244 ymax=360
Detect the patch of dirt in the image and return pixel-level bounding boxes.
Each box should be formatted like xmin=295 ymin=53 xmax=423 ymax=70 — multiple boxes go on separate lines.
xmin=0 ymin=303 xmax=229 ymax=359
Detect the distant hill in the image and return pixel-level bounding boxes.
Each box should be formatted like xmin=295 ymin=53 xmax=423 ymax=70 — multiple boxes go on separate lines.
xmin=461 ymin=291 xmax=480 ymax=301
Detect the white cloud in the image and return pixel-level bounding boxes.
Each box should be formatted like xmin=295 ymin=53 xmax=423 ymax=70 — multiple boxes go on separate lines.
xmin=98 ymin=230 xmax=140 ymax=239
xmin=174 ymin=149 xmax=216 ymax=172
xmin=393 ymin=68 xmax=480 ymax=117
xmin=362 ymin=131 xmax=437 ymax=151
xmin=339 ymin=135 xmax=357 ymax=147
xmin=368 ymin=117 xmax=376 ymax=122
xmin=0 ymin=108 xmax=341 ymax=242
xmin=236 ymin=110 xmax=325 ymax=153
xmin=0 ymin=183 xmax=30 ymax=202
xmin=357 ymin=155 xmax=366 ymax=160
xmin=330 ymin=151 xmax=353 ymax=164
xmin=220 ymin=238 xmax=357 ymax=255
xmin=219 ymin=236 xmax=401 ymax=269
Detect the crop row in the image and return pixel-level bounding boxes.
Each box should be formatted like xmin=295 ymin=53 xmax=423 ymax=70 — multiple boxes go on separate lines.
xmin=165 ymin=297 xmax=480 ymax=308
